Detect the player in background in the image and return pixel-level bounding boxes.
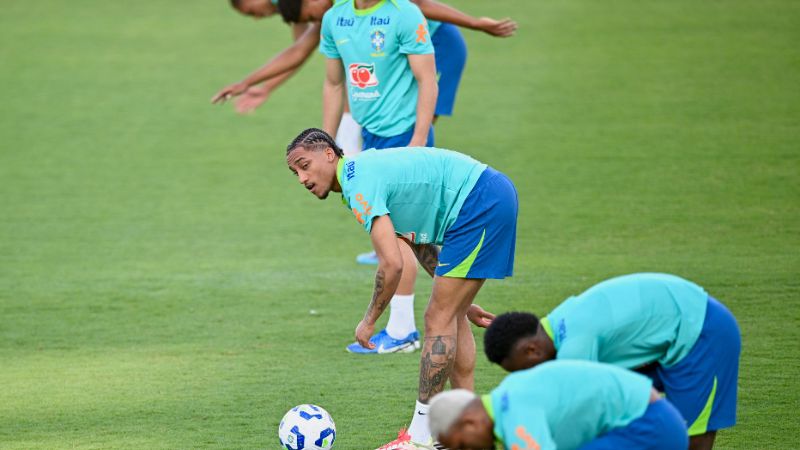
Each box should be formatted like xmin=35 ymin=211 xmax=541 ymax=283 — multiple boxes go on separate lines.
xmin=283 ymin=128 xmax=516 ymax=447
xmin=213 ymin=0 xmax=516 ymax=357
xmin=321 ymin=0 xmax=438 ymax=362
xmin=482 ymin=273 xmax=740 ymax=450
xmin=212 ymin=0 xmax=517 ymax=152
xmin=428 ymin=360 xmax=689 ymax=450
xmin=220 ymin=0 xmax=363 ymax=153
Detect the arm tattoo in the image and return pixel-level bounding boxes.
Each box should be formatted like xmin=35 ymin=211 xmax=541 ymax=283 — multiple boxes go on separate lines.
xmin=418 ymin=335 xmax=456 ymax=402
xmin=365 ymin=269 xmax=387 ymax=321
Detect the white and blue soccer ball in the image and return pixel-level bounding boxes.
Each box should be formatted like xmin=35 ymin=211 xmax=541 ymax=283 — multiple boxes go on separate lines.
xmin=278 ymin=404 xmax=336 ymax=450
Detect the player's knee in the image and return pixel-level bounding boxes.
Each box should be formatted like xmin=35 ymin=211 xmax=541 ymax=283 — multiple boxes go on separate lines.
xmin=424 ymin=307 xmax=457 ymax=333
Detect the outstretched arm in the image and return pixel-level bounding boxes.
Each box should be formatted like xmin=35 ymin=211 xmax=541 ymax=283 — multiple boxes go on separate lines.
xmin=355 ymin=216 xmax=403 ymax=349
xmin=211 ymin=23 xmax=322 ymax=104
xmin=412 ymin=0 xmax=517 ymax=37
xmin=234 ymin=23 xmax=315 ymax=113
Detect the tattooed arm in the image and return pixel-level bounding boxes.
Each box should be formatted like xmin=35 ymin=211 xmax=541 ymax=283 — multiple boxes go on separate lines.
xmin=354 ymin=215 xmax=403 ymax=349
xmin=406 ymin=242 xmax=440 ymax=278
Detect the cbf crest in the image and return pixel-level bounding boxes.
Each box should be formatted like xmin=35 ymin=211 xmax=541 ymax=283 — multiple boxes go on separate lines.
xmin=370 ymin=29 xmax=385 ymax=56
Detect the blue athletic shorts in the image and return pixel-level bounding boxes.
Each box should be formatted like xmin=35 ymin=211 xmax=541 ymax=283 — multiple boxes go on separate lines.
xmin=361 ymin=125 xmax=434 ymax=151
xmin=656 ymin=296 xmax=740 ymax=435
xmin=431 ymin=23 xmax=467 ymax=117
xmin=436 ymin=167 xmax=517 ymax=279
xmin=579 ymin=399 xmax=689 ymax=450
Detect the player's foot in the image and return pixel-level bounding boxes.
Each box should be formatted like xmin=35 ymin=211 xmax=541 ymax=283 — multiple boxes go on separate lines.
xmin=374 ymin=428 xmax=435 ymax=450
xmin=356 ymin=250 xmax=379 ymax=265
xmin=346 ymin=329 xmax=420 ymax=354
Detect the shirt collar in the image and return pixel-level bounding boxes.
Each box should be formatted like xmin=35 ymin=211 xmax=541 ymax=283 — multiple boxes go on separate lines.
xmin=541 ymin=316 xmax=555 ymax=342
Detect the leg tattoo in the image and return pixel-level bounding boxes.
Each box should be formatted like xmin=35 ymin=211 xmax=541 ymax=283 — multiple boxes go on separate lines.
xmin=419 ymin=335 xmax=456 ymax=402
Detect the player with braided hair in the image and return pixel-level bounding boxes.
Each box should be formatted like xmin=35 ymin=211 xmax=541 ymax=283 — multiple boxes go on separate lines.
xmin=286 ymin=127 xmax=345 ymax=157
xmin=285 ymin=127 xmax=517 ymax=447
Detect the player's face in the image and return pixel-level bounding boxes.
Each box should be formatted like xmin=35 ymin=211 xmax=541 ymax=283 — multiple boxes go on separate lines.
xmin=438 ymin=413 xmax=495 ymax=450
xmin=235 ymin=0 xmax=273 ymax=18
xmin=501 ymin=336 xmax=546 ymax=372
xmin=299 ymin=0 xmax=331 ymax=22
xmin=286 ymin=147 xmax=337 ymax=199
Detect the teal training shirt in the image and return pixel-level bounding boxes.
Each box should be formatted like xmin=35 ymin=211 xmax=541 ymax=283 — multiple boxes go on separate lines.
xmin=336 ymin=147 xmax=487 ymax=244
xmin=320 ymin=0 xmax=434 ymax=137
xmin=488 ymin=360 xmax=652 ymax=450
xmin=427 ymin=19 xmax=441 ymax=36
xmin=542 ymin=273 xmax=709 ymax=369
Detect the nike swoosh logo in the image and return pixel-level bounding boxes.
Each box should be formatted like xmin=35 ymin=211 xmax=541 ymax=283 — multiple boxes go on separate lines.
xmin=437 ymin=262 xmax=450 ymax=267
xmin=336 ymin=38 xmax=350 ymax=45
xmin=417 ymin=411 xmax=427 ymax=416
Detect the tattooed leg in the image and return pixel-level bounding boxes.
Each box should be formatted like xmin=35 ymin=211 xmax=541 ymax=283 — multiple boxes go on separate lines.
xmin=408 ymin=243 xmax=440 ymax=278
xmin=417 ymin=276 xmax=486 ymax=403
xmin=418 ymin=335 xmax=457 ymax=403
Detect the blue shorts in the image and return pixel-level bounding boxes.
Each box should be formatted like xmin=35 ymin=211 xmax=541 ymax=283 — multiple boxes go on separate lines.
xmin=656 ymin=296 xmax=740 ymax=435
xmin=579 ymin=399 xmax=689 ymax=450
xmin=436 ymin=167 xmax=517 ymax=279
xmin=431 ymin=23 xmax=467 ymax=117
xmin=361 ymin=125 xmax=434 ymax=151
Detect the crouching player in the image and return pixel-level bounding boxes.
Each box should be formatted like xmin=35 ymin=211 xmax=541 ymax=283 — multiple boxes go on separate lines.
xmin=429 ymin=360 xmax=689 ymax=450
xmin=284 ymin=128 xmax=516 ymax=447
xmin=483 ymin=273 xmax=741 ymax=450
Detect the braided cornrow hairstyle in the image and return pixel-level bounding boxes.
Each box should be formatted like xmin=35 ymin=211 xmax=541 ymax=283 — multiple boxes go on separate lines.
xmin=286 ymin=128 xmax=344 ymax=157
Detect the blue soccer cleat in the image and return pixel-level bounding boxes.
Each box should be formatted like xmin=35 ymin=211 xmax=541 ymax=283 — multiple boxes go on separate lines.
xmin=347 ymin=329 xmax=420 ymax=354
xmin=356 ymin=250 xmax=379 ymax=265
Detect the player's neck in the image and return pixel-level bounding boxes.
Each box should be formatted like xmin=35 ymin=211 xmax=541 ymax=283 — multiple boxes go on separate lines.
xmin=354 ymin=0 xmax=382 ymax=10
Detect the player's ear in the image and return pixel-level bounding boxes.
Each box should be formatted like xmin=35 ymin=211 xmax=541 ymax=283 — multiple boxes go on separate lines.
xmin=325 ymin=147 xmax=335 ymax=161
xmin=525 ymin=338 xmax=544 ymax=365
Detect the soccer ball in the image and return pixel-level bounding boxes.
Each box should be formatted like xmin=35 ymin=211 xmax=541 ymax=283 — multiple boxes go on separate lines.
xmin=278 ymin=404 xmax=336 ymax=450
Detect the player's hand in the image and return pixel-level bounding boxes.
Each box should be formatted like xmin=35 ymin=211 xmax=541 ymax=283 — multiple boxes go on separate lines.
xmin=467 ymin=303 xmax=495 ymax=328
xmin=355 ymin=319 xmax=376 ymax=349
xmin=476 ymin=17 xmax=517 ymax=38
xmin=235 ymin=85 xmax=271 ymax=114
xmin=210 ymin=82 xmax=249 ymax=104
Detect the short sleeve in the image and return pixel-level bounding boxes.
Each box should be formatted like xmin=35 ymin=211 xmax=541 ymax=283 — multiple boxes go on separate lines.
xmin=346 ymin=184 xmax=389 ymax=234
xmin=556 ymin=336 xmax=600 ymax=362
xmin=396 ymin=4 xmax=435 ymax=55
xmin=502 ymin=408 xmax=557 ymax=450
xmin=319 ymin=10 xmax=340 ymax=59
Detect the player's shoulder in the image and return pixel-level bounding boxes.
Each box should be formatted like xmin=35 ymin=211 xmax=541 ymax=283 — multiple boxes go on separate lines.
xmin=387 ymin=0 xmax=424 ymax=15
xmin=330 ymin=0 xmax=352 ymax=11
xmin=322 ymin=0 xmax=352 ymax=22
xmin=343 ymin=154 xmax=379 ymax=184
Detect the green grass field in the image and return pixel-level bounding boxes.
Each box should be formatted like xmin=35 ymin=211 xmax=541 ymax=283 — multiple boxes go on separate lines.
xmin=1 ymin=0 xmax=798 ymax=448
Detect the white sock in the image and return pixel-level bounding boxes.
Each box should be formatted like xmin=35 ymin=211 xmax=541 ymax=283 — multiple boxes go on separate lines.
xmin=408 ymin=400 xmax=431 ymax=444
xmin=336 ymin=112 xmax=362 ymax=157
xmin=385 ymin=294 xmax=416 ymax=339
